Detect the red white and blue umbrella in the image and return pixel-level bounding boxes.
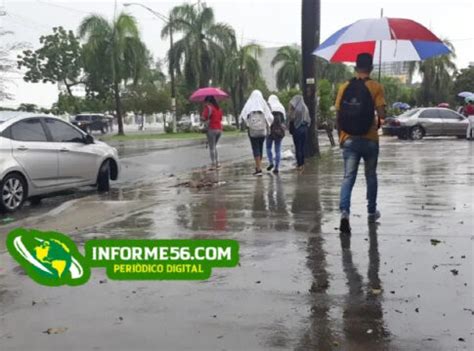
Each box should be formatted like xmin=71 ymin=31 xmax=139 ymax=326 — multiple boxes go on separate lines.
xmin=314 ymin=18 xmax=451 ymax=63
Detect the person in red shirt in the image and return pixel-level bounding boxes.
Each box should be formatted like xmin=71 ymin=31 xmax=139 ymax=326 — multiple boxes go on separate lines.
xmin=201 ymin=96 xmax=223 ymax=169
xmin=465 ymin=98 xmax=474 ymax=140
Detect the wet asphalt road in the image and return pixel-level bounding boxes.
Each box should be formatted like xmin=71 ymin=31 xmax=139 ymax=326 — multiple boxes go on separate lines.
xmin=0 ymin=135 xmax=473 ymax=351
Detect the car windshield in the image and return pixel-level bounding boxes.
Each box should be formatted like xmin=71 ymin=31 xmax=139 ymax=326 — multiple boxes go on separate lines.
xmin=75 ymin=115 xmax=90 ymax=121
xmin=398 ymin=109 xmax=420 ymax=118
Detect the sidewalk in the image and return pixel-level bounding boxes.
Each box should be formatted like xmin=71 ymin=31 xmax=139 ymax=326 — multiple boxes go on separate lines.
xmin=0 ymin=137 xmax=472 ymax=350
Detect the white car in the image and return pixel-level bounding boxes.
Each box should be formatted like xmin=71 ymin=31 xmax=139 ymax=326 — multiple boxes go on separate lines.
xmin=0 ymin=114 xmax=120 ymax=212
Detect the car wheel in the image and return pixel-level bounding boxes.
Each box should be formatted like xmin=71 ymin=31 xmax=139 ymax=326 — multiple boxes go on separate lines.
xmin=410 ymin=126 xmax=424 ymax=140
xmin=0 ymin=173 xmax=26 ymax=212
xmin=97 ymin=160 xmax=110 ymax=193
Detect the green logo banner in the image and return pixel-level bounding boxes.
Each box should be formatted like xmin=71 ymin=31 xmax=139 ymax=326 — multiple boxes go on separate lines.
xmin=6 ymin=228 xmax=239 ymax=287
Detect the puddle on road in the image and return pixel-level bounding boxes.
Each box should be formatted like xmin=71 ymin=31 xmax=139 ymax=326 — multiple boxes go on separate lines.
xmin=1 ymin=138 xmax=473 ymax=350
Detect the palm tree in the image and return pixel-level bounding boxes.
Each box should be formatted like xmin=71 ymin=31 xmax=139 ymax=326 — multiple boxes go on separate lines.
xmin=161 ymin=4 xmax=236 ymax=90
xmin=405 ymin=40 xmax=456 ymax=105
xmin=272 ymin=45 xmax=301 ymax=90
xmin=418 ymin=41 xmax=456 ymax=105
xmin=223 ymin=43 xmax=263 ymax=126
xmin=315 ymin=57 xmax=352 ymax=84
xmin=79 ymin=13 xmax=147 ymax=135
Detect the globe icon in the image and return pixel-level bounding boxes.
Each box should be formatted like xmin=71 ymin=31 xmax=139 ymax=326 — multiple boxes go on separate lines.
xmin=32 ymin=239 xmax=73 ymax=278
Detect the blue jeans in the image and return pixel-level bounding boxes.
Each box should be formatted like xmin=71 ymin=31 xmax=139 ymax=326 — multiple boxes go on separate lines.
xmin=266 ymin=136 xmax=282 ymax=169
xmin=339 ymin=138 xmax=379 ymax=214
xmin=292 ymin=125 xmax=307 ymax=167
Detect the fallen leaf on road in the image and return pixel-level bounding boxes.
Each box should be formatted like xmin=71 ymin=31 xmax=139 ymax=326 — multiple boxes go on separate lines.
xmin=430 ymin=239 xmax=442 ymax=246
xmin=43 ymin=328 xmax=67 ymax=335
xmin=450 ymin=269 xmax=459 ymax=276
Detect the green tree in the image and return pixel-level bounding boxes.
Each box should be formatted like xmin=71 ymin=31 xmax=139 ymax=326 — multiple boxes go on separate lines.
xmin=79 ymin=13 xmax=148 ymax=135
xmin=161 ymin=3 xmax=236 ymax=90
xmin=272 ymin=45 xmax=301 ymax=90
xmin=17 ymin=27 xmax=83 ymax=99
xmin=315 ymin=57 xmax=352 ymax=84
xmin=17 ymin=103 xmax=38 ymax=112
xmin=317 ymin=79 xmax=332 ymax=121
xmin=122 ymin=82 xmax=171 ymax=115
xmin=407 ymin=40 xmax=456 ymax=106
xmin=453 ymin=66 xmax=474 ymax=95
xmin=1 ymin=30 xmax=28 ymax=101
xmin=223 ymin=43 xmax=263 ymax=126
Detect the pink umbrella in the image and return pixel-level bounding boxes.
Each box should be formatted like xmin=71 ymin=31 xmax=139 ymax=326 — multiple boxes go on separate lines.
xmin=189 ymin=87 xmax=229 ymax=102
xmin=437 ymin=103 xmax=450 ymax=108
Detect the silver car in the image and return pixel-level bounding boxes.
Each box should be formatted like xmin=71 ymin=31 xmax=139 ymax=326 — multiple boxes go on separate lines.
xmin=382 ymin=107 xmax=469 ymax=140
xmin=0 ymin=114 xmax=120 ymax=212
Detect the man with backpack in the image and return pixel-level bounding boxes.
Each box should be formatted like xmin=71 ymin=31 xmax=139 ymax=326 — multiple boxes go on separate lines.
xmin=266 ymin=95 xmax=286 ymax=174
xmin=335 ymin=53 xmax=386 ymax=233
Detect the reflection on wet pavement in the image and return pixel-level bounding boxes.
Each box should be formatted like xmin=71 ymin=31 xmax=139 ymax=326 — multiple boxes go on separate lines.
xmin=0 ymin=137 xmax=473 ymax=351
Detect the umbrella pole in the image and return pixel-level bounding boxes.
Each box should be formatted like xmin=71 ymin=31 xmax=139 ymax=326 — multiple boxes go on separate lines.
xmin=378 ymin=8 xmax=384 ymax=81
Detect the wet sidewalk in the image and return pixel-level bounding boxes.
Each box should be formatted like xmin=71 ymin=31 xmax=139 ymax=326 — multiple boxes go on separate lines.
xmin=0 ymin=137 xmax=473 ymax=350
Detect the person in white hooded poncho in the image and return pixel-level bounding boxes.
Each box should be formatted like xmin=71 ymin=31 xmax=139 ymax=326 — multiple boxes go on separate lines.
xmin=239 ymin=90 xmax=274 ymax=176
xmin=266 ymin=95 xmax=286 ymax=174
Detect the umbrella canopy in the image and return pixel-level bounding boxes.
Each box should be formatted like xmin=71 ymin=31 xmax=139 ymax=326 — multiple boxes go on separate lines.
xmin=189 ymin=87 xmax=229 ymax=102
xmin=437 ymin=103 xmax=450 ymax=108
xmin=314 ymin=18 xmax=451 ymax=63
xmin=458 ymin=91 xmax=474 ymax=98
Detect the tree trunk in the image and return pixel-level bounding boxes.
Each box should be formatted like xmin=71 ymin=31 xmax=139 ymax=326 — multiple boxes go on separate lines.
xmin=64 ymin=80 xmax=80 ymax=114
xmin=114 ymin=81 xmax=124 ymax=136
xmin=302 ymin=0 xmax=320 ymax=157
xmin=231 ymin=88 xmax=239 ymax=129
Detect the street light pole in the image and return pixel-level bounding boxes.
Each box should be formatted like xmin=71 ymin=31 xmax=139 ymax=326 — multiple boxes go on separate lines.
xmin=123 ymin=2 xmax=177 ymax=133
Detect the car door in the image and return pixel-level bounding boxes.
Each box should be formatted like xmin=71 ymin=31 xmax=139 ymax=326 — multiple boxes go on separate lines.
xmin=439 ymin=109 xmax=468 ymax=136
xmin=43 ymin=118 xmax=100 ymax=185
xmin=8 ymin=118 xmax=59 ymax=188
xmin=418 ymin=109 xmax=443 ymax=135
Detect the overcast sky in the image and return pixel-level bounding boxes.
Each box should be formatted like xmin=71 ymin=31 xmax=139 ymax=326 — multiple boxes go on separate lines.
xmin=1 ymin=0 xmax=473 ymax=108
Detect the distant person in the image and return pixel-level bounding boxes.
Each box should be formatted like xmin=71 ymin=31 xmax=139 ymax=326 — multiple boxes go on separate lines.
xmin=465 ymin=97 xmax=474 ymax=140
xmin=335 ymin=53 xmax=386 ymax=233
xmin=240 ymin=90 xmax=274 ymax=176
xmin=267 ymin=95 xmax=286 ymax=174
xmin=288 ymin=95 xmax=310 ymax=172
xmin=201 ymin=96 xmax=223 ymax=170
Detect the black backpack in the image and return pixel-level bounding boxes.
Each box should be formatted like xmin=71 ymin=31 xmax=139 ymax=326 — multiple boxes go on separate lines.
xmin=270 ymin=112 xmax=285 ymax=139
xmin=339 ymin=78 xmax=375 ymax=135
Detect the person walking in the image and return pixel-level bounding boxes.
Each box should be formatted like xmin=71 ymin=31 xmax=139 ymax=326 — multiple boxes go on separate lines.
xmin=335 ymin=53 xmax=386 ymax=233
xmin=240 ymin=90 xmax=274 ymax=176
xmin=266 ymin=95 xmax=286 ymax=174
xmin=464 ymin=97 xmax=474 ymax=140
xmin=201 ymin=96 xmax=223 ymax=170
xmin=288 ymin=95 xmax=310 ymax=172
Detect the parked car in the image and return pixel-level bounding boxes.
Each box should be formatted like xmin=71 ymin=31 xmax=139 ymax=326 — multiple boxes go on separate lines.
xmin=72 ymin=113 xmax=110 ymax=134
xmin=382 ymin=108 xmax=469 ymax=140
xmin=0 ymin=114 xmax=120 ymax=212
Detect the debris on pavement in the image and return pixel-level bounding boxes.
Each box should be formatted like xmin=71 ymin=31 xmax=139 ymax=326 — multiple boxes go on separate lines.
xmin=1 ymin=217 xmax=15 ymax=224
xmin=430 ymin=239 xmax=442 ymax=246
xmin=450 ymin=269 xmax=459 ymax=276
xmin=43 ymin=328 xmax=67 ymax=335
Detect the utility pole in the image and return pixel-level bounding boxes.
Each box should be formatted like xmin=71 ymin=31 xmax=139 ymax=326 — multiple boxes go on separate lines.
xmin=301 ymin=0 xmax=320 ymax=157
